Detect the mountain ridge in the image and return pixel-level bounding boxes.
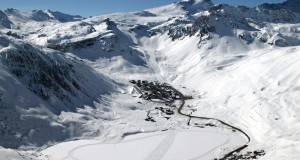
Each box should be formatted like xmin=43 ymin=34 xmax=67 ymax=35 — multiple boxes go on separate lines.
xmin=260 ymin=0 xmax=300 ymax=13
xmin=0 ymin=0 xmax=300 ymax=159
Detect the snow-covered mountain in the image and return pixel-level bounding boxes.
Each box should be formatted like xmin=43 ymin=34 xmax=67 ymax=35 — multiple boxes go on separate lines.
xmin=1 ymin=0 xmax=300 ymax=159
xmin=0 ymin=8 xmax=83 ymax=30
xmin=260 ymin=0 xmax=300 ymax=13
xmin=0 ymin=10 xmax=12 ymax=29
xmin=0 ymin=33 xmax=117 ymax=149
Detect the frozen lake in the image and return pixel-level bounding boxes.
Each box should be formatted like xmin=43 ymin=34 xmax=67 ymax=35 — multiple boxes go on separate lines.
xmin=41 ymin=128 xmax=246 ymax=160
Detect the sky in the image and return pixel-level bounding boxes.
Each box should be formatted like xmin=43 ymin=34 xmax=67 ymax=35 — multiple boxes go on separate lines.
xmin=0 ymin=0 xmax=286 ymax=17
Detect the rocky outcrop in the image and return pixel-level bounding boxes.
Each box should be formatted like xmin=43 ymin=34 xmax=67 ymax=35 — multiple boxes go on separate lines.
xmin=0 ymin=10 xmax=12 ymax=28
xmin=161 ymin=2 xmax=299 ymax=46
xmin=178 ymin=0 xmax=214 ymax=14
xmin=46 ymin=10 xmax=84 ymax=22
xmin=260 ymin=0 xmax=300 ymax=13
xmin=3 ymin=44 xmax=80 ymax=103
xmin=1 ymin=36 xmax=113 ymax=109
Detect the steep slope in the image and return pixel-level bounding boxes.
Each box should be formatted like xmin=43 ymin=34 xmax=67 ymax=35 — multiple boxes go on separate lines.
xmin=0 ymin=10 xmax=12 ymax=29
xmin=190 ymin=4 xmax=300 ymax=47
xmin=0 ymin=34 xmax=117 ymax=149
xmin=4 ymin=8 xmax=83 ymax=23
xmin=138 ymin=31 xmax=300 ymax=159
xmin=47 ymin=18 xmax=145 ymax=64
xmin=146 ymin=0 xmax=214 ymax=17
xmin=0 ymin=0 xmax=300 ymax=159
xmin=45 ymin=10 xmax=83 ymax=22
xmin=260 ymin=0 xmax=300 ymax=13
xmin=93 ymin=0 xmax=300 ymax=159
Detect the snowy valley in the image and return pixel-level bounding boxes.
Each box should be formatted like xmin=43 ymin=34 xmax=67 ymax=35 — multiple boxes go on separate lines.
xmin=0 ymin=0 xmax=300 ymax=159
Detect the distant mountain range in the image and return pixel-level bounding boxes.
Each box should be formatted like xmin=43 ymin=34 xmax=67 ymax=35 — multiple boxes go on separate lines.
xmin=0 ymin=0 xmax=300 ymax=159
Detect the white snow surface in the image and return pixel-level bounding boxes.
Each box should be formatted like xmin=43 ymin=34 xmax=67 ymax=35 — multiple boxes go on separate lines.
xmin=41 ymin=128 xmax=245 ymax=160
xmin=0 ymin=0 xmax=300 ymax=159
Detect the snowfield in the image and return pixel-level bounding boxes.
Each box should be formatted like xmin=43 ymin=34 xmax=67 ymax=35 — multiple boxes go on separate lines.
xmin=40 ymin=128 xmax=245 ymax=160
xmin=0 ymin=0 xmax=300 ymax=159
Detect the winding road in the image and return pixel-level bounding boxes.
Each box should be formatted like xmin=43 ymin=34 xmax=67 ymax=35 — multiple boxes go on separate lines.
xmin=169 ymin=86 xmax=251 ymax=160
xmin=135 ymin=83 xmax=251 ymax=160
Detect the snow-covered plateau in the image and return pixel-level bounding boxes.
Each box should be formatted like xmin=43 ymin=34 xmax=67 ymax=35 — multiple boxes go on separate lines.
xmin=0 ymin=0 xmax=300 ymax=159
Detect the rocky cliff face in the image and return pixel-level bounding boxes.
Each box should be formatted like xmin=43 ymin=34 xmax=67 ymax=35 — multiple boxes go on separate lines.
xmin=260 ymin=0 xmax=300 ymax=13
xmin=0 ymin=10 xmax=12 ymax=29
xmin=0 ymin=0 xmax=300 ymax=154
xmin=178 ymin=0 xmax=214 ymax=14
xmin=152 ymin=1 xmax=300 ymax=47
xmin=1 ymin=36 xmax=114 ymax=110
xmin=44 ymin=10 xmax=84 ymax=22
xmin=0 ymin=34 xmax=115 ymax=148
xmin=138 ymin=0 xmax=299 ymax=48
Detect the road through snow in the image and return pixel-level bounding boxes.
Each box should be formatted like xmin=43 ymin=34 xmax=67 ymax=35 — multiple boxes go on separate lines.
xmin=169 ymin=86 xmax=251 ymax=160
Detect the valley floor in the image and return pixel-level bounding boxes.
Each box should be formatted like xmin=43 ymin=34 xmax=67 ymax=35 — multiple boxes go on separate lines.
xmin=35 ymin=89 xmax=247 ymax=160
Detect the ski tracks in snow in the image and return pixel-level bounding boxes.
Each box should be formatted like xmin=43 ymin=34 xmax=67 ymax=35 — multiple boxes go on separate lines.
xmin=145 ymin=130 xmax=177 ymax=160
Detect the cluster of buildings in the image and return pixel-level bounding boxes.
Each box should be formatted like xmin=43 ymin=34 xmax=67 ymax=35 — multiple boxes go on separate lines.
xmin=130 ymin=80 xmax=180 ymax=100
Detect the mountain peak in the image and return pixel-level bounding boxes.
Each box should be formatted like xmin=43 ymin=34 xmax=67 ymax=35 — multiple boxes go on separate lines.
xmin=4 ymin=8 xmax=19 ymax=14
xmin=180 ymin=0 xmax=212 ymax=4
xmin=0 ymin=10 xmax=12 ymax=28
xmin=178 ymin=0 xmax=214 ymax=14
xmin=179 ymin=0 xmax=213 ymax=6
xmin=260 ymin=0 xmax=300 ymax=13
xmin=45 ymin=10 xmax=84 ymax=22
